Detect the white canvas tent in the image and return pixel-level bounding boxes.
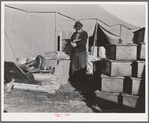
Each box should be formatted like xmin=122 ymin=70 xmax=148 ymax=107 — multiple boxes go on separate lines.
xmin=4 ymin=3 xmax=140 ymax=63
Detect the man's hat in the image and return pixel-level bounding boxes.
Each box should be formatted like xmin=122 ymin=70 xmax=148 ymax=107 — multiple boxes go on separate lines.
xmin=73 ymin=21 xmax=83 ymax=30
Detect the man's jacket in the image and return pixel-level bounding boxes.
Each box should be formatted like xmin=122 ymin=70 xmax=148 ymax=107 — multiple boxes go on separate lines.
xmin=70 ymin=30 xmax=88 ymax=52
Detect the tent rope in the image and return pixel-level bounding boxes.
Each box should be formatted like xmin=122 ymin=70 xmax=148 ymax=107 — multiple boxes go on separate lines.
xmin=5 ymin=5 xmax=76 ymax=21
xmin=57 ymin=12 xmax=76 ymax=21
xmin=5 ymin=5 xmax=28 ymax=13
xmin=57 ymin=14 xmax=64 ymax=31
xmin=78 ymin=18 xmax=140 ymax=30
xmin=110 ymin=24 xmax=140 ymax=30
xmin=28 ymin=11 xmax=76 ymax=21
xmin=78 ymin=18 xmax=110 ymax=27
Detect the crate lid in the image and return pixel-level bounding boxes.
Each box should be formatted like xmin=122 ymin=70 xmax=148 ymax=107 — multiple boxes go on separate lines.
xmin=95 ymin=90 xmax=120 ymax=96
xmin=102 ymin=58 xmax=133 ymax=63
xmin=105 ymin=44 xmax=137 ymax=46
xmin=100 ymin=74 xmax=124 ymax=79
xmin=134 ymin=60 xmax=145 ymax=63
xmin=121 ymin=93 xmax=139 ymax=97
xmin=139 ymin=42 xmax=145 ymax=45
xmin=129 ymin=77 xmax=142 ymax=81
xmin=92 ymin=60 xmax=102 ymax=63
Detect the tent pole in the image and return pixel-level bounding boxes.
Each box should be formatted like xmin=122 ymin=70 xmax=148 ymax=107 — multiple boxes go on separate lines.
xmin=119 ymin=24 xmax=122 ymax=44
xmin=55 ymin=12 xmax=57 ymax=51
xmin=86 ymin=38 xmax=89 ymax=53
xmin=92 ymin=19 xmax=98 ymax=56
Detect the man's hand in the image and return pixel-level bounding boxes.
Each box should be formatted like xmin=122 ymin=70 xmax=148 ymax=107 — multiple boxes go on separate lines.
xmin=71 ymin=42 xmax=77 ymax=48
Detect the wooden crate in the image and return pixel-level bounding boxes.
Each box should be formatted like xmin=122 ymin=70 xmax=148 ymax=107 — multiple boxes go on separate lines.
xmin=100 ymin=74 xmax=124 ymax=93
xmin=132 ymin=60 xmax=145 ymax=78
xmin=101 ymin=59 xmax=132 ymax=76
xmin=122 ymin=93 xmax=145 ymax=108
xmin=133 ymin=27 xmax=145 ymax=44
xmin=124 ymin=77 xmax=142 ymax=95
xmin=105 ymin=44 xmax=137 ymax=60
xmin=137 ymin=43 xmax=145 ymax=60
xmin=95 ymin=90 xmax=121 ymax=105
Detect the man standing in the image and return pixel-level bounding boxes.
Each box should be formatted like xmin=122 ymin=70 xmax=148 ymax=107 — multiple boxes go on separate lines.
xmin=69 ymin=21 xmax=88 ymax=84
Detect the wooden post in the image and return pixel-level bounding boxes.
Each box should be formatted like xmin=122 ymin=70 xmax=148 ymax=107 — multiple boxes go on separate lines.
xmin=86 ymin=38 xmax=89 ymax=52
xmin=119 ymin=24 xmax=122 ymax=44
xmin=92 ymin=20 xmax=98 ymax=56
xmin=55 ymin=12 xmax=57 ymax=51
xmin=60 ymin=31 xmax=62 ymax=51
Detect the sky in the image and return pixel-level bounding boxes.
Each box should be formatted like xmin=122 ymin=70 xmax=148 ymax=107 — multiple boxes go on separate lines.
xmin=100 ymin=4 xmax=146 ymax=28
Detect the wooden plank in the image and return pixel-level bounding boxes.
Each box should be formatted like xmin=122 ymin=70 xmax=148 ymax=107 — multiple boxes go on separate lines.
xmin=13 ymin=82 xmax=56 ymax=93
xmin=33 ymin=73 xmax=57 ymax=82
xmin=5 ymin=79 xmax=15 ymax=93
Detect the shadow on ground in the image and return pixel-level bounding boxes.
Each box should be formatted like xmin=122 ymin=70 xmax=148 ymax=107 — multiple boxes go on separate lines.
xmin=69 ymin=74 xmax=145 ymax=113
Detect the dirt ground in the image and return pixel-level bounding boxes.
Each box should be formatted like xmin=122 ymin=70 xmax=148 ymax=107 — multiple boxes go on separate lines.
xmin=4 ymin=75 xmax=145 ymax=113
xmin=4 ymin=83 xmax=94 ymax=112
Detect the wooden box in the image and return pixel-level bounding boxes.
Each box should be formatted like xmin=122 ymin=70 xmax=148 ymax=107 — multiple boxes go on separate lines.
xmin=137 ymin=43 xmax=145 ymax=60
xmin=105 ymin=44 xmax=137 ymax=60
xmin=100 ymin=74 xmax=124 ymax=93
xmin=101 ymin=59 xmax=132 ymax=76
xmin=95 ymin=90 xmax=121 ymax=105
xmin=132 ymin=60 xmax=145 ymax=78
xmin=124 ymin=77 xmax=142 ymax=95
xmin=122 ymin=93 xmax=145 ymax=108
xmin=133 ymin=27 xmax=145 ymax=44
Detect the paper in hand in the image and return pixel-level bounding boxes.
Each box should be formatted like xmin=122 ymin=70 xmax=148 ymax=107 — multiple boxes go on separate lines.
xmin=73 ymin=39 xmax=81 ymax=43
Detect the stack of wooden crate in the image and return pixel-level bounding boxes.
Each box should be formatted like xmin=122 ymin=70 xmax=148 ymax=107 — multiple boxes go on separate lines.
xmin=95 ymin=43 xmax=145 ymax=109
